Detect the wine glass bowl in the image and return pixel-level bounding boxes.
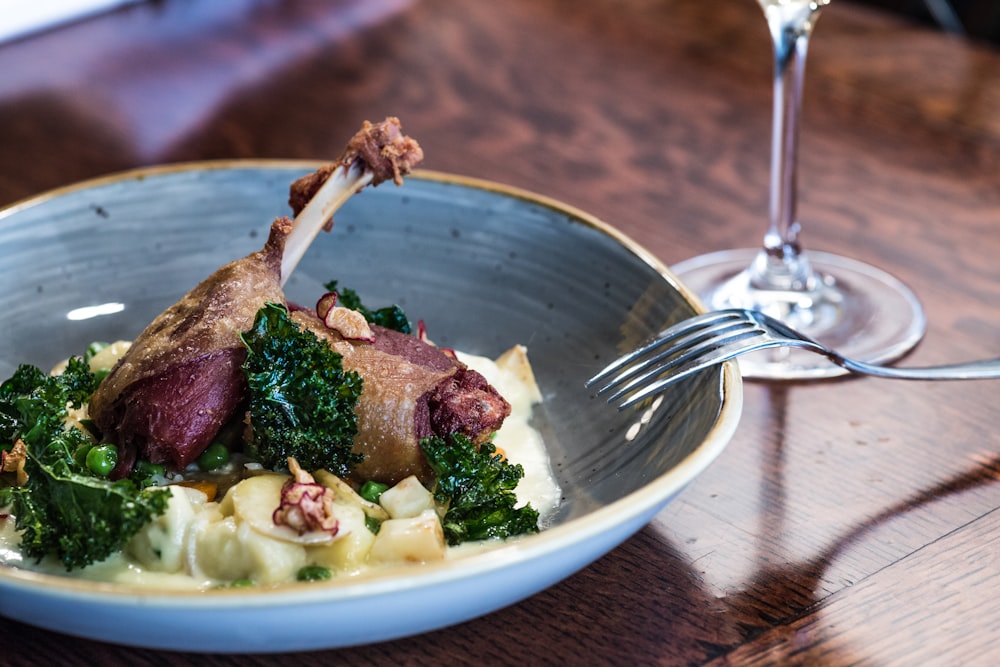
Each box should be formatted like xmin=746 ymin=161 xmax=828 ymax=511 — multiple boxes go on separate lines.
xmin=672 ymin=0 xmax=926 ymax=380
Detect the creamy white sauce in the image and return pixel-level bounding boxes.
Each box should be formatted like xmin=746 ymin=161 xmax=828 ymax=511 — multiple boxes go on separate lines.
xmin=457 ymin=348 xmax=561 ymax=524
xmin=0 ymin=345 xmax=560 ymax=588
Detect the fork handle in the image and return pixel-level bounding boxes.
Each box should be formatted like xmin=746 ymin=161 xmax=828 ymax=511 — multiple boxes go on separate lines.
xmin=839 ymin=356 xmax=1000 ymax=380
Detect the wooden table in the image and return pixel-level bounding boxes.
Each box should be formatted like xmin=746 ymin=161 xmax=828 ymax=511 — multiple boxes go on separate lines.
xmin=3 ymin=0 xmax=1000 ymax=664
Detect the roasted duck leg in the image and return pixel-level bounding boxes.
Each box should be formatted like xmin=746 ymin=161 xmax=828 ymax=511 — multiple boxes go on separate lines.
xmin=90 ymin=118 xmax=509 ymax=485
xmin=90 ymin=118 xmax=423 ymax=474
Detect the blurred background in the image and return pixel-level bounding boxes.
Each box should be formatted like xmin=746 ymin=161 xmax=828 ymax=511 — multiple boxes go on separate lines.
xmin=1 ymin=0 xmax=996 ymax=210
xmin=2 ymin=0 xmax=997 ymax=47
xmin=856 ymin=0 xmax=1000 ymax=42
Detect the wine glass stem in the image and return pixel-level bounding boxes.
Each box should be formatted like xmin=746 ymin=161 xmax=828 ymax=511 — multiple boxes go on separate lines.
xmin=753 ymin=2 xmax=825 ymax=291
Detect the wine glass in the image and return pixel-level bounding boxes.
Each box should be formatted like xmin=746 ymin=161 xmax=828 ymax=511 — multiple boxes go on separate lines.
xmin=671 ymin=0 xmax=925 ymax=380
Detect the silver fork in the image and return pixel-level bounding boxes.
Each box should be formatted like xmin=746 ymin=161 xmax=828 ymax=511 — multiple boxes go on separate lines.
xmin=587 ymin=308 xmax=1000 ymax=409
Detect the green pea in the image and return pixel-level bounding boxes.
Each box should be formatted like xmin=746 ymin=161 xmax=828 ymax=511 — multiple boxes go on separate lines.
xmin=86 ymin=444 xmax=118 ymax=477
xmin=132 ymin=459 xmax=166 ymax=487
xmin=73 ymin=443 xmax=93 ymax=468
xmin=296 ymin=566 xmax=332 ymax=582
xmin=359 ymin=480 xmax=389 ymax=504
xmin=197 ymin=442 xmax=230 ymax=471
xmin=134 ymin=459 xmax=165 ymax=478
xmin=230 ymin=578 xmax=255 ymax=588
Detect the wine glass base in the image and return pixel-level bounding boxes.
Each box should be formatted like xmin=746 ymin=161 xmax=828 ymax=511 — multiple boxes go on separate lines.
xmin=671 ymin=248 xmax=927 ymax=380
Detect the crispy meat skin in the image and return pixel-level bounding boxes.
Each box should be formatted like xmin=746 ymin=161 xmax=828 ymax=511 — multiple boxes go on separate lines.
xmin=293 ymin=313 xmax=511 ymax=485
xmin=89 ymin=217 xmax=291 ymax=472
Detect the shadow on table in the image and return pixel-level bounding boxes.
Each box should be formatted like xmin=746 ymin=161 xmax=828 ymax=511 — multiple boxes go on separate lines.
xmin=326 ymin=385 xmax=1000 ymax=665
xmin=396 ymin=385 xmax=999 ymax=665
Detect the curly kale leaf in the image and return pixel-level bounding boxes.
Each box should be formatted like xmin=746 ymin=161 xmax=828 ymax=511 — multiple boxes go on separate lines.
xmin=16 ymin=430 xmax=171 ymax=570
xmin=0 ymin=356 xmax=170 ymax=570
xmin=241 ymin=302 xmax=364 ymax=476
xmin=0 ymin=364 xmax=46 ymax=445
xmin=421 ymin=433 xmax=540 ymax=545
xmin=324 ymin=280 xmax=411 ymax=334
xmin=0 ymin=361 xmax=91 ymax=446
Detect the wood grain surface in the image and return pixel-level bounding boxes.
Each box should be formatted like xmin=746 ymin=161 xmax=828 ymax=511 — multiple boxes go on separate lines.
xmin=2 ymin=0 xmax=1000 ymax=664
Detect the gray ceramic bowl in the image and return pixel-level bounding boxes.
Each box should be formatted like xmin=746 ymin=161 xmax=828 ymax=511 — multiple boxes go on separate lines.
xmin=0 ymin=162 xmax=741 ymax=652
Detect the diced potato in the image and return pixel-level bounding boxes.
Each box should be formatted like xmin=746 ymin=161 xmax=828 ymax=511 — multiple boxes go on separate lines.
xmin=307 ymin=503 xmax=374 ymax=574
xmin=313 ymin=469 xmax=389 ymax=521
xmin=189 ymin=515 xmax=307 ymax=584
xmin=495 ymin=344 xmax=542 ymax=403
xmin=127 ymin=486 xmax=199 ymax=572
xmin=233 ymin=522 xmax=309 ymax=584
xmin=228 ymin=473 xmax=336 ymax=545
xmin=188 ymin=516 xmax=243 ymax=580
xmin=379 ymin=475 xmax=435 ymax=520
xmin=368 ymin=509 xmax=446 ymax=565
xmin=217 ymin=483 xmax=237 ymax=516
xmin=87 ymin=340 xmax=132 ymax=372
xmin=49 ymin=341 xmax=131 ymax=377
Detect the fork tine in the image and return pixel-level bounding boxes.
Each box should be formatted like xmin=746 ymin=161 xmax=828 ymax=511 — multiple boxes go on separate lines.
xmin=603 ymin=321 xmax=763 ymax=403
xmin=591 ymin=313 xmax=757 ymax=396
xmin=585 ymin=310 xmax=747 ymax=388
xmin=614 ymin=337 xmax=765 ymax=409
